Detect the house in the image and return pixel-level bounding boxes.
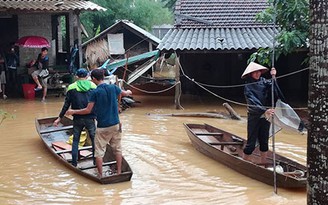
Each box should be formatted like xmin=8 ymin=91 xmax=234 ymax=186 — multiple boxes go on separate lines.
xmin=0 ymin=0 xmax=105 ymax=67
xmin=82 ymin=20 xmax=176 ymax=95
xmin=82 ymin=20 xmax=160 ymax=69
xmin=158 ymin=0 xmax=308 ymax=102
xmin=0 ymin=0 xmax=105 ymax=97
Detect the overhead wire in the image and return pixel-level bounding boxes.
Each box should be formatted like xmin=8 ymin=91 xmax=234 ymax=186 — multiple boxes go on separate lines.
xmin=113 ymin=49 xmax=308 ymax=111
xmin=99 ymin=25 xmax=308 ymax=113
xmin=176 ymin=55 xmax=308 ymax=110
xmin=192 ymin=67 xmax=309 ymax=89
xmin=123 ymin=80 xmax=180 ymax=94
xmin=97 ymin=5 xmax=303 ymax=195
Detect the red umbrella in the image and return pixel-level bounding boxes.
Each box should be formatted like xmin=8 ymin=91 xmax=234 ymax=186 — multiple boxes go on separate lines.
xmin=15 ymin=36 xmax=50 ymax=48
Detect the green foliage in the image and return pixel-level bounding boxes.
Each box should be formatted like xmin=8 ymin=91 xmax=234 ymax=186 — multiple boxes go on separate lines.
xmin=81 ymin=0 xmax=132 ymax=40
xmin=0 ymin=110 xmax=14 ymax=126
xmin=131 ymin=0 xmax=173 ymax=31
xmin=81 ymin=0 xmax=173 ymax=41
xmin=251 ymin=0 xmax=309 ymax=66
xmin=94 ymin=25 xmax=101 ymax=36
xmin=60 ymin=16 xmax=68 ymax=51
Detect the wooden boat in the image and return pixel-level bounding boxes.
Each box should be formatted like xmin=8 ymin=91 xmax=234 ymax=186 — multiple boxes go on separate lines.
xmin=35 ymin=116 xmax=133 ymax=184
xmin=183 ymin=123 xmax=307 ymax=188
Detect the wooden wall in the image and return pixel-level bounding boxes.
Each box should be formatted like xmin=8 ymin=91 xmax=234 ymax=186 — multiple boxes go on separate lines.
xmin=178 ymin=50 xmax=308 ymax=103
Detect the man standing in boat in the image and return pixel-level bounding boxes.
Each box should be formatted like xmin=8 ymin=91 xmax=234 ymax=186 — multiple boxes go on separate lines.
xmin=241 ymin=62 xmax=282 ymax=164
xmin=53 ymin=68 xmax=97 ymax=167
xmin=66 ymin=69 xmax=132 ymax=177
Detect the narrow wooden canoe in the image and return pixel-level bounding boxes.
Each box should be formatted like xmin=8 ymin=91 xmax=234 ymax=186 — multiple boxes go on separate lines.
xmin=35 ymin=116 xmax=133 ymax=184
xmin=183 ymin=123 xmax=307 ymax=188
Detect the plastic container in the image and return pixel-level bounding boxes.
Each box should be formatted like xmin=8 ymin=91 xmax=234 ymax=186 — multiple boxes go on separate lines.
xmin=22 ymin=84 xmax=35 ymax=100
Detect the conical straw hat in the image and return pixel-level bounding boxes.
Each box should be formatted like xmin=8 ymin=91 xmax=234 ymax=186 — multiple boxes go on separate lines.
xmin=241 ymin=62 xmax=269 ymax=79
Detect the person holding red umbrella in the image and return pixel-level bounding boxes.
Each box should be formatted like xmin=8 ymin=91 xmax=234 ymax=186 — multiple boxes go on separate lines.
xmin=16 ymin=36 xmax=50 ymax=48
xmin=30 ymin=47 xmax=49 ymax=102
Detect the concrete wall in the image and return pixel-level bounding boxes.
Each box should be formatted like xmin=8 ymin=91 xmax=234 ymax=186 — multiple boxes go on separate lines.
xmin=18 ymin=13 xmax=54 ymax=66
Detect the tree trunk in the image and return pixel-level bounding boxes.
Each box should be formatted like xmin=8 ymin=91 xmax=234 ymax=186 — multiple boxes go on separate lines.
xmin=308 ymin=1 xmax=328 ymax=204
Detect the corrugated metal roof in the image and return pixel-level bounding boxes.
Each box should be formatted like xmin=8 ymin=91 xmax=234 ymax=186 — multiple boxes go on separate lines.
xmin=158 ymin=27 xmax=277 ymax=51
xmin=122 ymin=21 xmax=161 ymax=44
xmin=0 ymin=0 xmax=106 ymax=12
xmin=83 ymin=20 xmax=160 ymax=47
xmin=158 ymin=0 xmax=277 ymax=51
xmin=175 ymin=0 xmax=271 ymax=29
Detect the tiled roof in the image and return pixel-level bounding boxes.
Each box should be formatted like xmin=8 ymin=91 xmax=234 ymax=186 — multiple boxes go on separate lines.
xmin=0 ymin=0 xmax=106 ymax=12
xmin=175 ymin=0 xmax=271 ymax=29
xmin=158 ymin=27 xmax=277 ymax=51
xmin=158 ymin=0 xmax=276 ymax=51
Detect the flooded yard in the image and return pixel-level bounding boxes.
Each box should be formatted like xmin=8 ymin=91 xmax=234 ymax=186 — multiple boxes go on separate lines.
xmin=0 ymin=95 xmax=307 ymax=204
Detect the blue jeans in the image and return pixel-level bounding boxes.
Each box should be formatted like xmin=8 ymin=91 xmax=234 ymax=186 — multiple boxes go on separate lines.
xmin=72 ymin=118 xmax=96 ymax=166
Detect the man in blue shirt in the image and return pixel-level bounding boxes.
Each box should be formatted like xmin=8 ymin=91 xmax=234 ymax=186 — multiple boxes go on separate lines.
xmin=66 ymin=69 xmax=132 ymax=177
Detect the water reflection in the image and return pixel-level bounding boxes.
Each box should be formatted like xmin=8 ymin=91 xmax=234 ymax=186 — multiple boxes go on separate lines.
xmin=0 ymin=96 xmax=306 ymax=204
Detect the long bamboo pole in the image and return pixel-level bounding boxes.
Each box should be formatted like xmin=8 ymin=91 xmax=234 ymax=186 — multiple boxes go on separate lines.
xmin=271 ymin=0 xmax=278 ymax=194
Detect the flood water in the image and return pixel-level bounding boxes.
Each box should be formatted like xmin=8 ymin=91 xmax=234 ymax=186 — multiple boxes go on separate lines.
xmin=0 ymin=95 xmax=307 ymax=205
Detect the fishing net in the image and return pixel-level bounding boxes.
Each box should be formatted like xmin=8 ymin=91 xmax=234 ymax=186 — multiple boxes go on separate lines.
xmin=273 ymin=99 xmax=305 ymax=133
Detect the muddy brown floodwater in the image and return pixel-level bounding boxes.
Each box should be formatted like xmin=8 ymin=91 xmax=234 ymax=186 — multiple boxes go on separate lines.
xmin=0 ymin=95 xmax=306 ymax=204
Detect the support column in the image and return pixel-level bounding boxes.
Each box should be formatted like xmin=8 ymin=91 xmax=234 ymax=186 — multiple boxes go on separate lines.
xmin=174 ymin=55 xmax=182 ymax=109
xmin=70 ymin=12 xmax=82 ymax=68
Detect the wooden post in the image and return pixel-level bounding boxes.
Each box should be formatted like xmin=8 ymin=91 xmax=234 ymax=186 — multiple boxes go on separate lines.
xmin=71 ymin=11 xmax=82 ymax=67
xmin=68 ymin=12 xmax=74 ymax=53
xmin=174 ymin=55 xmax=182 ymax=109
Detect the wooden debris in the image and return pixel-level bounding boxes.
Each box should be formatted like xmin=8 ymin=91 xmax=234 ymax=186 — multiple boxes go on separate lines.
xmin=147 ymin=102 xmax=244 ymax=120
xmin=223 ymin=103 xmax=242 ymax=120
xmin=147 ymin=112 xmax=229 ymax=119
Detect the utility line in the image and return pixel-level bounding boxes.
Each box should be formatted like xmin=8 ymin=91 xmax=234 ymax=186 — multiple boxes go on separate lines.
xmin=99 ymin=31 xmax=308 ymax=112
xmin=194 ymin=67 xmax=309 ymax=89
xmin=176 ymin=54 xmax=308 ymax=110
xmin=123 ymin=80 xmax=180 ymax=94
